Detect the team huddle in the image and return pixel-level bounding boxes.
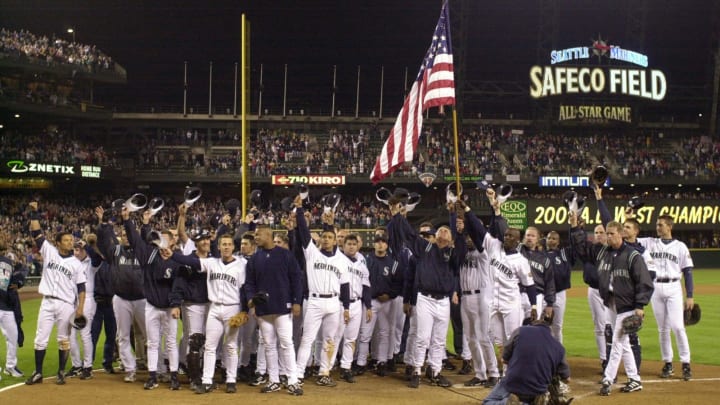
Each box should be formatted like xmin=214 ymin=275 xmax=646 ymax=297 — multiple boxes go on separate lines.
xmin=1 ymin=179 xmax=696 ymax=402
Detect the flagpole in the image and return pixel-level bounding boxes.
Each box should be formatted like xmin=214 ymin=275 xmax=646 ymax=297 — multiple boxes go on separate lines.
xmin=452 ymin=108 xmax=461 ymax=196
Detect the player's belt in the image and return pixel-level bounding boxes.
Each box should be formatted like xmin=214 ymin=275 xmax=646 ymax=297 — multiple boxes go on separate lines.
xmin=45 ymin=295 xmax=69 ymax=303
xmin=419 ymin=291 xmax=448 ymax=300
xmin=655 ymin=278 xmax=679 ymax=283
xmin=462 ymin=290 xmax=481 ymax=295
xmin=310 ymin=293 xmax=338 ymax=299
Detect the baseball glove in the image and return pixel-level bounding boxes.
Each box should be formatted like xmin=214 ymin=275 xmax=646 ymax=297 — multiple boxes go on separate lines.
xmin=621 ymin=314 xmax=643 ymax=335
xmin=251 ymin=291 xmax=269 ymax=307
xmin=228 ymin=312 xmax=248 ymax=328
xmin=684 ymin=303 xmax=701 ymax=326
xmin=72 ymin=315 xmax=88 ymax=330
xmin=548 ymin=376 xmax=574 ymax=405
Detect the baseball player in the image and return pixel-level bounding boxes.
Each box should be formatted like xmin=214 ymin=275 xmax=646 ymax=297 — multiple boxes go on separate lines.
xmin=634 ymin=214 xmax=695 ymax=381
xmin=356 ymin=233 xmax=403 ymax=377
xmin=520 ymin=227 xmax=555 ymax=321
xmin=293 ymin=197 xmax=350 ymax=388
xmin=26 ymin=201 xmax=88 ymax=386
xmin=68 ymin=238 xmax=100 ymax=380
xmin=237 ymin=232 xmax=259 ymax=383
xmin=244 ymin=225 xmax=304 ymax=395
xmin=89 ymin=256 xmax=116 ymax=375
xmin=333 ymin=233 xmax=372 ymax=384
xmin=570 ymin=215 xmax=654 ymax=396
xmin=457 ymin=230 xmax=498 ymax=388
xmin=460 ymin=199 xmax=537 ymax=379
xmin=94 ymin=206 xmax=146 ymax=384
xmin=543 ymin=231 xmax=574 ymax=343
xmin=170 ymin=224 xmax=212 ymax=391
xmin=122 ymin=209 xmax=183 ymax=390
xmin=580 ymin=187 xmax=612 ymax=372
xmin=389 ymin=202 xmax=466 ymax=389
xmin=0 ymin=235 xmax=25 ymax=378
xmin=175 ymin=203 xmax=202 ymax=376
xmin=169 ymin=233 xmax=249 ymax=394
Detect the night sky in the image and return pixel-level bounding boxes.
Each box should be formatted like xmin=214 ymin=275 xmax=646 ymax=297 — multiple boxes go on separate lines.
xmin=0 ymin=0 xmax=716 ymax=116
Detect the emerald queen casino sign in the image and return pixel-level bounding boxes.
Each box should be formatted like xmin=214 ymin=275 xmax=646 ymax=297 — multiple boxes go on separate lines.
xmin=529 ymin=36 xmax=667 ymax=101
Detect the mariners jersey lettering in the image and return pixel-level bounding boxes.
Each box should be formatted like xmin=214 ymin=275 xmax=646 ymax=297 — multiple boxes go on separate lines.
xmin=198 ymin=255 xmax=246 ymax=305
xmin=0 ymin=258 xmax=12 ymax=291
xmin=340 ymin=253 xmax=370 ymax=300
xmin=638 ymin=237 xmax=693 ymax=279
xmin=460 ymin=249 xmax=490 ymax=292
xmin=482 ymin=233 xmax=534 ymax=306
xmin=303 ymin=242 xmax=347 ymax=295
xmin=38 ymin=239 xmax=87 ymax=303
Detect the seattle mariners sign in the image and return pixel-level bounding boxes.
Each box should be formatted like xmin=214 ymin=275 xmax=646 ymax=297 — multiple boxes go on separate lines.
xmin=530 ymin=37 xmax=667 ymax=102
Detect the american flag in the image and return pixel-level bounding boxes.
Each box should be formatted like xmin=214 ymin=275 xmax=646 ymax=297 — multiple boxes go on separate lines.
xmin=370 ymin=0 xmax=455 ymax=184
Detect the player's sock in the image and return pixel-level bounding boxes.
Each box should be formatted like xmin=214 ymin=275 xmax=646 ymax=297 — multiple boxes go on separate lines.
xmin=58 ymin=350 xmax=69 ymax=372
xmin=35 ymin=349 xmax=46 ymax=374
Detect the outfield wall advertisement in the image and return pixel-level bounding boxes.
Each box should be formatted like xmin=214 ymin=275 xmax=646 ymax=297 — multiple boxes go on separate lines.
xmin=506 ymin=199 xmax=720 ymax=231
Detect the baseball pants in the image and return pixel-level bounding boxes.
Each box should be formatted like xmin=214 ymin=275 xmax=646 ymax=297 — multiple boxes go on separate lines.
xmin=238 ymin=311 xmax=258 ymax=367
xmin=202 ymin=303 xmax=241 ymax=384
xmin=34 ymin=296 xmax=74 ymax=350
xmin=295 ymin=296 xmax=341 ymax=379
xmin=145 ymin=305 xmax=178 ymax=373
xmin=70 ymin=298 xmax=96 ymax=368
xmin=461 ymin=292 xmax=498 ymax=380
xmin=489 ymin=302 xmax=523 ymax=346
xmin=392 ymin=296 xmax=405 ymax=356
xmin=551 ymin=290 xmax=567 ymax=343
xmin=651 ymin=280 xmax=691 ymax=363
xmin=113 ymin=296 xmax=146 ymax=372
xmin=0 ymin=309 xmax=19 ymax=370
xmin=258 ymin=313 xmax=298 ymax=385
xmin=412 ymin=294 xmax=450 ymax=376
xmin=178 ymin=303 xmax=209 ymax=365
xmin=403 ymin=306 xmax=418 ymax=366
xmin=603 ymin=304 xmax=641 ymax=383
xmin=333 ymin=300 xmax=362 ymax=370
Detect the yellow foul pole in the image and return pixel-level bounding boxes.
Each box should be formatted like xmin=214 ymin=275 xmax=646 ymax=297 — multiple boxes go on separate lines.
xmin=241 ymin=14 xmax=249 ymax=217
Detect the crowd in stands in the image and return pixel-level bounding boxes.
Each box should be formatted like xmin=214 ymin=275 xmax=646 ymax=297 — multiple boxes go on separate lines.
xmin=0 ymin=28 xmax=114 ymax=72
xmin=4 ymin=121 xmax=719 ymax=182
xmin=0 ymin=129 xmax=119 ymax=167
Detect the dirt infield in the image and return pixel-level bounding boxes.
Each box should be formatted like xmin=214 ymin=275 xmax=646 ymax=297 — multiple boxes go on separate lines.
xmin=1 ymin=357 xmax=718 ymax=404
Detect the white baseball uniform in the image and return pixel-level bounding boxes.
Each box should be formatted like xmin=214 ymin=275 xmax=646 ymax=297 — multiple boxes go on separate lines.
xmin=332 ymin=252 xmax=370 ymax=371
xmin=295 ymin=241 xmax=348 ymax=380
xmin=0 ymin=256 xmax=19 ymax=371
xmin=195 ymin=255 xmax=247 ymax=385
xmin=639 ymin=237 xmax=694 ymax=364
xmin=70 ymin=255 xmax=96 ymax=369
xmin=35 ymin=239 xmax=87 ymax=350
xmin=459 ymin=247 xmax=499 ymax=380
xmin=481 ymin=233 xmax=534 ymax=345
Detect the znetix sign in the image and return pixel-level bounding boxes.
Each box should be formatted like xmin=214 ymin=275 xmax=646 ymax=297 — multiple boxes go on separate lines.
xmin=6 ymin=160 xmax=75 ymax=174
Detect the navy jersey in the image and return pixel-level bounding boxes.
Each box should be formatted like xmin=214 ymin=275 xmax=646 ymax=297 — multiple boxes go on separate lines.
xmin=245 ymin=246 xmax=303 ymax=316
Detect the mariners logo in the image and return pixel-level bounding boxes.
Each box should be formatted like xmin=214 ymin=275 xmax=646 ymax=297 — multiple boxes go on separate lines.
xmin=591 ymin=35 xmax=612 ymax=60
xmin=419 ymin=172 xmax=436 ymax=188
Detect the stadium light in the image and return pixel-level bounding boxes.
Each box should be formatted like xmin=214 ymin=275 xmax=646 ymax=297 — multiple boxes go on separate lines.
xmin=67 ymin=28 xmax=75 ymax=42
xmin=14 ymin=114 xmax=20 ymax=118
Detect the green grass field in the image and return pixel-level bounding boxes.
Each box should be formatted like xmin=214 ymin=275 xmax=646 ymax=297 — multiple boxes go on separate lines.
xmin=2 ymin=269 xmax=718 ymax=388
